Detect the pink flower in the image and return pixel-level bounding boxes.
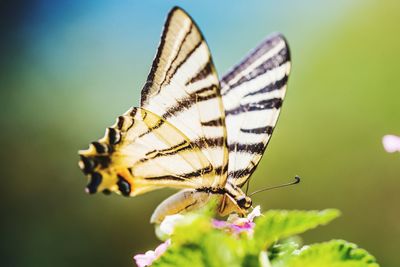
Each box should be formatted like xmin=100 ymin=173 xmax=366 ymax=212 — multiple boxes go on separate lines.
xmin=212 ymin=206 xmax=261 ymax=234
xmin=159 ymin=214 xmax=185 ymax=235
xmin=133 ymin=239 xmax=171 ymax=267
xmin=383 ymin=135 xmax=400 ymax=153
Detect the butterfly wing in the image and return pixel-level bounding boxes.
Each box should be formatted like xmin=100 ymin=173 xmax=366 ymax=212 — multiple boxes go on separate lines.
xmin=79 ymin=7 xmax=229 ymax=197
xmin=79 ymin=107 xmax=216 ymax=197
xmin=141 ymin=7 xmax=228 ymax=188
xmin=221 ymin=34 xmax=291 ymax=187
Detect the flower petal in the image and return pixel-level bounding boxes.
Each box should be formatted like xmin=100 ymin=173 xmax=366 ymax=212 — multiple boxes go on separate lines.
xmin=212 ymin=219 xmax=228 ymax=228
xmin=231 ymin=222 xmax=255 ymax=234
xmin=159 ymin=214 xmax=185 ymax=235
xmin=134 ymin=251 xmax=157 ymax=267
xmin=154 ymin=239 xmax=171 ymax=257
xmin=247 ymin=205 xmax=261 ymax=221
xmin=383 ymin=135 xmax=400 ymax=153
xmin=133 ymin=239 xmax=171 ymax=267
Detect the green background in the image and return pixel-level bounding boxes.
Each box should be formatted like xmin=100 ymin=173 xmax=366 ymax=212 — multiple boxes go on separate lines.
xmin=1 ymin=1 xmax=399 ymax=266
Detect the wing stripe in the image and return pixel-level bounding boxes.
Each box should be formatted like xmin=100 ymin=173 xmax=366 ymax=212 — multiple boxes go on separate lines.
xmin=222 ymin=47 xmax=288 ymax=96
xmin=185 ymin=59 xmax=213 ymax=85
xmin=141 ymin=7 xmax=180 ymax=104
xmin=228 ymin=168 xmax=253 ymax=179
xmin=225 ymin=98 xmax=282 ymax=116
xmin=144 ymin=140 xmax=190 ymax=158
xmin=142 ymin=175 xmax=187 ymax=181
xmin=163 ymin=85 xmax=218 ymax=119
xmin=228 ymin=142 xmax=265 ymax=154
xmin=172 ymin=40 xmax=205 ymax=84
xmin=240 ymin=126 xmax=273 ymax=134
xmin=138 ymin=117 xmax=165 ymax=138
xmin=214 ymin=164 xmax=228 ymax=175
xmin=221 ymin=36 xmax=288 ymax=91
xmin=243 ymin=75 xmax=288 ymax=97
xmin=164 ymin=40 xmax=204 ymax=87
xmin=159 ymin=24 xmax=194 ymax=88
xmin=144 ymin=165 xmax=213 ymax=180
xmin=140 ymin=137 xmax=225 ymax=164
xmin=201 ymin=118 xmax=223 ymax=127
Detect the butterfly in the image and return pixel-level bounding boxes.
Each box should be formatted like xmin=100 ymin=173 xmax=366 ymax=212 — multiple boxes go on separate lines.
xmin=78 ymin=6 xmax=291 ymax=224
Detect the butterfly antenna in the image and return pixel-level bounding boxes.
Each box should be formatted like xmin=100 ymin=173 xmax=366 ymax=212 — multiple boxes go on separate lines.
xmin=245 ymin=178 xmax=251 ymax=195
xmin=249 ymin=176 xmax=301 ymax=197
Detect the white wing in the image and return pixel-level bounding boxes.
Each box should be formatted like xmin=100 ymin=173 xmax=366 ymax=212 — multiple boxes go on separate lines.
xmin=221 ymin=33 xmax=291 ymax=187
xmin=141 ymin=7 xmax=228 ymax=187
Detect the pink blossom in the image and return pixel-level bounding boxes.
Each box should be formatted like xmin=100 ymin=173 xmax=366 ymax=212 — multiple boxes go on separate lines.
xmin=134 ymin=239 xmax=171 ymax=267
xmin=159 ymin=214 xmax=185 ymax=235
xmin=212 ymin=205 xmax=261 ymax=234
xmin=230 ymin=221 xmax=255 ymax=234
xmin=382 ymin=135 xmax=400 ymax=153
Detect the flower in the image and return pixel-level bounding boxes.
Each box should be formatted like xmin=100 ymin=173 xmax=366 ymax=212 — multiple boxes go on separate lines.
xmin=247 ymin=205 xmax=262 ymax=221
xmin=212 ymin=205 xmax=261 ymax=234
xmin=158 ymin=214 xmax=185 ymax=236
xmin=382 ymin=135 xmax=400 ymax=153
xmin=133 ymin=239 xmax=171 ymax=267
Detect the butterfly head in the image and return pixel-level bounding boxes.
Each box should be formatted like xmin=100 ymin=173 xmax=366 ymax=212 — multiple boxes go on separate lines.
xmin=236 ymin=195 xmax=252 ymax=210
xmin=219 ymin=193 xmax=253 ymax=217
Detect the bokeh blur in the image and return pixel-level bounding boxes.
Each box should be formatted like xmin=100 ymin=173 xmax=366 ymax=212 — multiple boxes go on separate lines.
xmin=1 ymin=0 xmax=399 ymax=266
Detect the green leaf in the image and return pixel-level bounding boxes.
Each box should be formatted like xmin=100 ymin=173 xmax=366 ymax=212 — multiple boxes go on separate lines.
xmin=152 ymin=243 xmax=205 ymax=267
xmin=200 ymin=230 xmax=244 ymax=267
xmin=150 ymin=207 xmax=380 ymax=267
xmin=269 ymin=240 xmax=299 ymax=262
xmin=254 ymin=209 xmax=340 ymax=250
xmin=274 ymin=239 xmax=380 ymax=267
xmin=154 ymin=203 xmax=248 ymax=267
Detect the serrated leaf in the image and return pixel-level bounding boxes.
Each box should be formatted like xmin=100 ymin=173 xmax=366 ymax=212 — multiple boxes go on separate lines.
xmin=201 ymin=230 xmax=244 ymax=267
xmin=254 ymin=209 xmax=340 ymax=250
xmin=269 ymin=241 xmax=299 ymax=262
xmin=152 ymin=243 xmax=205 ymax=267
xmin=154 ymin=229 xmax=247 ymax=267
xmin=274 ymin=239 xmax=379 ymax=267
xmin=154 ymin=203 xmax=247 ymax=267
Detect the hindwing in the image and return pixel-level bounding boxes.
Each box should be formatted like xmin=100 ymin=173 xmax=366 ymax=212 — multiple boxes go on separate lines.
xmin=79 ymin=108 xmax=216 ymax=196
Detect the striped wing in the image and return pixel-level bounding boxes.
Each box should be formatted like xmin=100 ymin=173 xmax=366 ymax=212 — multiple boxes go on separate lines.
xmin=221 ymin=34 xmax=291 ymax=187
xmin=141 ymin=7 xmax=228 ymax=187
xmin=79 ymin=107 xmax=216 ymax=197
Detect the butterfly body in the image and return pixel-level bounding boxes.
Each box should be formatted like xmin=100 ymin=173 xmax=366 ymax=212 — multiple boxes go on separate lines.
xmin=79 ymin=7 xmax=291 ymax=223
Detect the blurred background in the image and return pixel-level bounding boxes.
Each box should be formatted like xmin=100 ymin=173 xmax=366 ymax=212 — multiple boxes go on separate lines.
xmin=1 ymin=0 xmax=399 ymax=266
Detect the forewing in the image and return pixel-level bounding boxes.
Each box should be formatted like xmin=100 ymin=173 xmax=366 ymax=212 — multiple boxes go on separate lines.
xmin=79 ymin=107 xmax=215 ymax=197
xmin=221 ymin=34 xmax=291 ymax=186
xmin=141 ymin=7 xmax=228 ymax=187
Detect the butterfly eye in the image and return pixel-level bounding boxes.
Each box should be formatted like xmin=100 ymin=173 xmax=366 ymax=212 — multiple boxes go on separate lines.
xmin=237 ymin=196 xmax=252 ymax=209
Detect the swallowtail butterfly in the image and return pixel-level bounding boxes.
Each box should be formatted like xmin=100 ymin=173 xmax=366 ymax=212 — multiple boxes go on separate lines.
xmin=78 ymin=6 xmax=291 ymax=223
